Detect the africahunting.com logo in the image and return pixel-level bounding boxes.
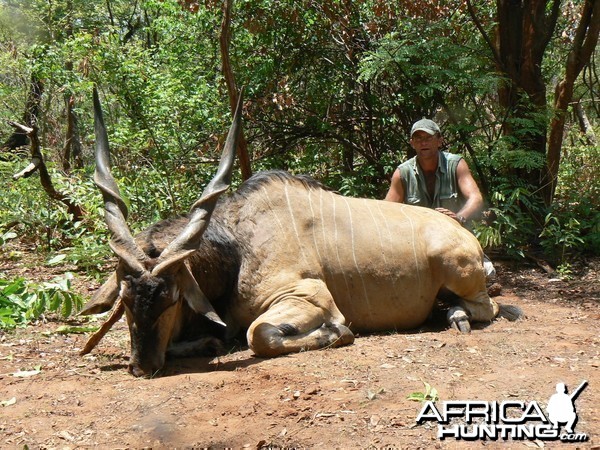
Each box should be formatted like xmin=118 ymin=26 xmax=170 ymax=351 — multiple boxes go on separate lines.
xmin=416 ymin=380 xmax=589 ymax=443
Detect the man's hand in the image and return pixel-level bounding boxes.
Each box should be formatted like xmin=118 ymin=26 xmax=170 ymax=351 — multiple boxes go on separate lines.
xmin=435 ymin=207 xmax=465 ymax=225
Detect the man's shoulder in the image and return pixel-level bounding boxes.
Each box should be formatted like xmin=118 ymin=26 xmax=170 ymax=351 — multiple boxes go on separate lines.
xmin=441 ymin=151 xmax=463 ymax=162
xmin=440 ymin=151 xmax=464 ymax=173
xmin=398 ymin=155 xmax=417 ymax=170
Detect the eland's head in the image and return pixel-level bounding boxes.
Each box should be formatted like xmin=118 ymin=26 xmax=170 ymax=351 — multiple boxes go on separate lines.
xmin=82 ymin=88 xmax=242 ymax=376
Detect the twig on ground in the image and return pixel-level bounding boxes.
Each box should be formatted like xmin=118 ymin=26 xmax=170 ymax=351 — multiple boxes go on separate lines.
xmin=80 ymin=299 xmax=124 ymax=356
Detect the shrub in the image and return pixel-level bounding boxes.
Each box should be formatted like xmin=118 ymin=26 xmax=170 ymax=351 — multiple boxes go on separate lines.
xmin=0 ymin=273 xmax=84 ymax=329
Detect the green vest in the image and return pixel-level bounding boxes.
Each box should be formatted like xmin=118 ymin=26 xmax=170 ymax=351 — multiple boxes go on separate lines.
xmin=397 ymin=151 xmax=464 ymax=213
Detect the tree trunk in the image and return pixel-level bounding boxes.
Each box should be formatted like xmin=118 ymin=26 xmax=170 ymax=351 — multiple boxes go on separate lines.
xmin=61 ymin=0 xmax=83 ymax=172
xmin=220 ymin=0 xmax=252 ymax=181
xmin=574 ymin=101 xmax=597 ymax=146
xmin=62 ymin=95 xmax=84 ymax=172
xmin=11 ymin=122 xmax=85 ymax=222
xmin=495 ymin=0 xmax=559 ymax=193
xmin=468 ymin=0 xmax=559 ymax=204
xmin=545 ymin=0 xmax=600 ymax=203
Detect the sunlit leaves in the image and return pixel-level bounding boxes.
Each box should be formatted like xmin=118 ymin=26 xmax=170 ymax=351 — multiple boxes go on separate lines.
xmin=0 ymin=274 xmax=84 ymax=329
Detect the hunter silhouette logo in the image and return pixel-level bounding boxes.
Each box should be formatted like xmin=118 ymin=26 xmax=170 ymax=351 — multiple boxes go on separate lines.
xmin=416 ymin=380 xmax=589 ymax=442
xmin=546 ymin=380 xmax=588 ymax=439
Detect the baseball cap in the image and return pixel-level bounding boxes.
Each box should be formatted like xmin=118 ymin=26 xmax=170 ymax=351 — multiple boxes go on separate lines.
xmin=411 ymin=118 xmax=441 ymax=136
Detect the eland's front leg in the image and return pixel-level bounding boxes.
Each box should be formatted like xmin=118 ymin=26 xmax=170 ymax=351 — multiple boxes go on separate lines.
xmin=247 ymin=278 xmax=355 ymax=357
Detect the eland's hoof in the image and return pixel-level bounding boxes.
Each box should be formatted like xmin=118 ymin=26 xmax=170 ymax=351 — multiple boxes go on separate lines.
xmin=447 ymin=307 xmax=471 ymax=333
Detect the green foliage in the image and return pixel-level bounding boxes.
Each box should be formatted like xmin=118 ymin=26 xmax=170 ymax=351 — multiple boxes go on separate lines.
xmin=1 ymin=160 xmax=68 ymax=249
xmin=0 ymin=160 xmax=113 ymax=273
xmin=117 ymin=163 xmax=220 ymax=225
xmin=88 ymin=0 xmax=228 ymax=185
xmin=254 ymin=142 xmax=392 ymax=199
xmin=358 ymin=17 xmax=499 ymax=137
xmin=0 ymin=273 xmax=84 ymax=329
xmin=1 ymin=155 xmax=226 ymax=274
xmin=0 ymin=0 xmax=598 ymax=279
xmin=475 ymin=130 xmax=600 ymax=262
xmin=493 ymin=147 xmax=547 ymax=172
xmin=474 ymin=182 xmax=544 ymax=258
xmin=407 ymin=381 xmax=439 ymax=402
xmin=541 ymin=134 xmax=600 ymax=259
xmin=539 ymin=213 xmax=585 ymax=263
xmin=470 ymin=113 xmax=600 ymax=261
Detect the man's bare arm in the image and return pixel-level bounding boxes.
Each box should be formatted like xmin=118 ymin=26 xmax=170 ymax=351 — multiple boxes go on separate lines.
xmin=384 ymin=168 xmax=405 ymax=203
xmin=454 ymin=158 xmax=483 ymax=221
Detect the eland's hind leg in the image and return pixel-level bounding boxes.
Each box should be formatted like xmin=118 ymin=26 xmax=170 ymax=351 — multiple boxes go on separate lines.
xmin=443 ymin=263 xmax=499 ymax=333
xmin=447 ymin=291 xmax=500 ymax=333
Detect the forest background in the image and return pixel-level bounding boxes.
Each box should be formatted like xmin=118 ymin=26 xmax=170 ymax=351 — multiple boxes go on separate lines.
xmin=0 ymin=0 xmax=598 ymax=327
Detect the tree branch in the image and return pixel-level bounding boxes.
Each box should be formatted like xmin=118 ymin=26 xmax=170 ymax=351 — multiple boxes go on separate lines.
xmin=9 ymin=121 xmax=41 ymax=180
xmin=466 ymin=0 xmax=503 ymax=69
xmin=80 ymin=299 xmax=124 ymax=356
xmin=220 ymin=0 xmax=252 ymax=180
xmin=574 ymin=0 xmax=600 ymax=74
xmin=542 ymin=0 xmax=562 ymax=49
xmin=9 ymin=120 xmax=85 ymax=221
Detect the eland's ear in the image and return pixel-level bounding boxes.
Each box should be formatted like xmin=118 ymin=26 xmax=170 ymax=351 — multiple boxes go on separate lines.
xmin=80 ymin=271 xmax=120 ymax=315
xmin=176 ymin=263 xmax=226 ymax=327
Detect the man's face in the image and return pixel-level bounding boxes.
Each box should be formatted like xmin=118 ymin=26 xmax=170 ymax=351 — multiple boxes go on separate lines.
xmin=410 ymin=131 xmax=443 ymax=158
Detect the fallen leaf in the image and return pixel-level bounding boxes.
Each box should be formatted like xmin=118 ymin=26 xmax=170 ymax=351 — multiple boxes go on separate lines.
xmin=46 ymin=254 xmax=67 ymax=266
xmin=54 ymin=325 xmax=99 ymax=335
xmin=315 ymin=412 xmax=335 ymax=418
xmin=12 ymin=366 xmax=41 ymax=378
xmin=57 ymin=430 xmax=76 ymax=442
xmin=1 ymin=397 xmax=16 ymax=407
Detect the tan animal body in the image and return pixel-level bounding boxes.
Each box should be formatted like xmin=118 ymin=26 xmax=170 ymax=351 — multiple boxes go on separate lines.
xmin=82 ymin=89 xmax=507 ymax=377
xmin=221 ymin=173 xmax=497 ymax=356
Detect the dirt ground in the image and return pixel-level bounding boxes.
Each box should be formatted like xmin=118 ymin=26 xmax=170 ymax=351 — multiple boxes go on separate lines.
xmin=1 ymin=253 xmax=599 ymax=449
